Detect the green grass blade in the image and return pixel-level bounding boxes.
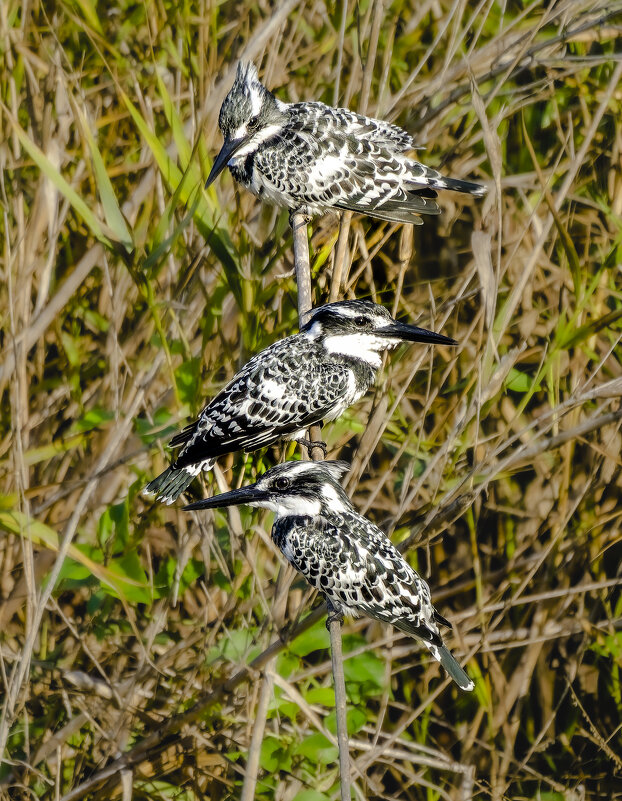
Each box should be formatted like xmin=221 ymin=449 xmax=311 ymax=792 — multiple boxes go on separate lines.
xmin=74 ymin=104 xmax=134 ymax=251
xmin=4 ymin=103 xmax=115 ymax=250
xmin=119 ymin=88 xmax=243 ymax=307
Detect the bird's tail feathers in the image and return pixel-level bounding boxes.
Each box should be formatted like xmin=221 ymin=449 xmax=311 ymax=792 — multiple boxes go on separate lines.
xmin=407 ymin=162 xmax=486 ymax=197
xmin=144 ymin=459 xmax=215 ymax=505
xmin=425 ymin=641 xmax=474 ymax=692
xmin=432 ymin=176 xmax=487 ymax=197
xmin=428 ymin=174 xmax=486 ymax=197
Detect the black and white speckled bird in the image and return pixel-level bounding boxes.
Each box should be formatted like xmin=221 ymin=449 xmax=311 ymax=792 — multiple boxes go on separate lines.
xmin=144 ymin=300 xmax=455 ymax=504
xmin=205 ymin=62 xmax=486 ymax=225
xmin=184 ymin=460 xmax=474 ymax=691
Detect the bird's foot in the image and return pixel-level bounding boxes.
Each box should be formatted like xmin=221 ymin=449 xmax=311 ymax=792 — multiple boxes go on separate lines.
xmin=325 ymin=600 xmax=344 ymax=630
xmin=297 ymin=437 xmax=327 ymax=458
xmin=288 ymin=208 xmax=312 ymax=228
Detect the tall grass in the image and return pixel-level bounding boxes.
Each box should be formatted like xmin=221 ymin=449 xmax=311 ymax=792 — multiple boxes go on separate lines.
xmin=1 ymin=1 xmax=621 ymax=799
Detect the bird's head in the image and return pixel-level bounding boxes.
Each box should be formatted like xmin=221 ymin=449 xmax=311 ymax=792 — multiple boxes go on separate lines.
xmin=206 ymin=62 xmax=286 ymax=188
xmin=302 ymin=300 xmax=456 ymax=369
xmin=183 ymin=461 xmax=352 ymax=519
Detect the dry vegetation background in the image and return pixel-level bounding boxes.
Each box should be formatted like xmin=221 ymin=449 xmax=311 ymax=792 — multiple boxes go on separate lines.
xmin=1 ymin=0 xmax=622 ymax=799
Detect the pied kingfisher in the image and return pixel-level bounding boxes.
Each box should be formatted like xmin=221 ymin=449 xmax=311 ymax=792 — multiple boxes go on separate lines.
xmin=184 ymin=460 xmax=474 ymax=691
xmin=144 ymin=300 xmax=455 ymax=504
xmin=205 ymin=62 xmax=486 ymax=225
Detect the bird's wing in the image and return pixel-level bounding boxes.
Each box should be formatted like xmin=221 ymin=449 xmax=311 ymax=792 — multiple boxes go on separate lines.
xmin=280 ymin=512 xmax=443 ymax=647
xmin=333 ymin=187 xmax=440 ymax=225
xmin=256 ymin=104 xmax=441 ymax=222
xmin=170 ymin=343 xmax=353 ymax=469
xmin=294 ymin=103 xmax=416 ymax=152
xmin=277 ymin=514 xmax=474 ymax=690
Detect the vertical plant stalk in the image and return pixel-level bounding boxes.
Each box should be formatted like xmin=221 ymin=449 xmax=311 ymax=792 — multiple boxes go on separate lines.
xmin=329 ymin=212 xmax=352 ymax=303
xmin=240 ymin=667 xmax=275 ymax=801
xmin=291 ymin=211 xmax=351 ymax=801
xmin=330 ymin=0 xmax=384 ymax=304
xmin=240 ymin=563 xmax=294 ymax=801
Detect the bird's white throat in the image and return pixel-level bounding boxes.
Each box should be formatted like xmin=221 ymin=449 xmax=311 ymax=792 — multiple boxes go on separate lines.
xmin=267 ymin=496 xmax=322 ymax=519
xmin=322 ymin=332 xmax=397 ymax=368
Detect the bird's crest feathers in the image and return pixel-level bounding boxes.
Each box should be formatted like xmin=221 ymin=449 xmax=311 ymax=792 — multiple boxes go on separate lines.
xmin=322 ymin=460 xmax=350 ymax=480
xmin=236 ymin=61 xmax=259 ymax=86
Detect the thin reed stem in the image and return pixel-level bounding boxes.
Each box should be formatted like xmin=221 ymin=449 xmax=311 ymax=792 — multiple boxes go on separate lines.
xmin=291 ymin=210 xmax=351 ymax=801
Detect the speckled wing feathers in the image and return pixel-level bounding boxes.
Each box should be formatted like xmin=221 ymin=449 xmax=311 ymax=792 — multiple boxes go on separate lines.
xmin=272 ymin=507 xmax=474 ymax=690
xmin=273 ymin=510 xmax=440 ymax=643
xmin=173 ymin=338 xmax=359 ymax=469
xmin=291 ymin=103 xmax=416 ymax=151
xmin=243 ymin=101 xmax=482 ymax=223
xmin=145 ymin=329 xmax=376 ymax=504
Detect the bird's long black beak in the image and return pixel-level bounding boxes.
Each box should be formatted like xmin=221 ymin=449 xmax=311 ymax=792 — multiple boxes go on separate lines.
xmin=205 ymin=136 xmax=249 ymax=188
xmin=377 ymin=321 xmax=457 ymax=346
xmin=183 ymin=484 xmax=267 ymax=512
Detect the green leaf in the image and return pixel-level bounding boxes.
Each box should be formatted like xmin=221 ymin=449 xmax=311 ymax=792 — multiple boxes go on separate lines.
xmin=505 ymin=368 xmax=540 ymax=393
xmin=591 ymin=632 xmax=622 ymax=661
xmin=207 ymin=628 xmax=261 ymax=664
xmin=119 ymin=89 xmax=243 ymax=307
xmin=560 ymin=306 xmax=622 ymax=350
xmin=60 ymin=331 xmax=81 ymax=367
xmin=154 ymin=557 xmax=204 ymax=598
xmin=22 ymin=433 xmax=87 ymax=467
xmin=105 ymin=552 xmax=152 ymax=604
xmin=97 ymin=500 xmax=130 ymax=551
xmin=156 ymin=71 xmax=193 ymax=170
xmin=326 ymin=706 xmax=367 ymax=735
xmin=135 ymin=408 xmax=179 ymax=446
xmin=56 ymin=549 xmax=94 ymax=584
xmin=311 ymin=229 xmax=338 ymax=273
xmin=293 ymin=733 xmax=338 ymax=765
xmin=276 ymin=651 xmax=301 ymax=679
xmin=303 ymin=687 xmax=335 ymax=706
xmin=260 ymin=737 xmax=291 ymax=772
xmin=74 ymin=104 xmax=133 ymax=251
xmin=292 ymin=791 xmax=332 ymax=801
xmin=175 ymin=358 xmax=201 ymax=405
xmin=133 ymin=780 xmax=198 ymax=800
xmin=71 ymin=0 xmax=103 ymax=34
xmin=343 ymin=650 xmax=386 ymax=695
xmin=267 ymin=687 xmax=299 ymax=721
xmin=72 ymin=407 xmax=115 ymax=433
xmin=0 ymin=508 xmax=134 ymax=597
xmin=289 ymin=619 xmax=330 ymax=656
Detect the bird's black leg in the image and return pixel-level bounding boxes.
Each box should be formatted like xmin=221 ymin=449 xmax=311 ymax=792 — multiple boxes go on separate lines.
xmin=325 ymin=599 xmax=344 ymax=630
xmin=296 ymin=437 xmax=327 ymax=458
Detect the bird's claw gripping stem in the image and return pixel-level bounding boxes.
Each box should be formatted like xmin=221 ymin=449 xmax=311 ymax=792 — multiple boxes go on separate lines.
xmin=289 ymin=208 xmax=312 ymax=227
xmin=297 ymin=438 xmax=327 ymax=458
xmin=325 ymin=600 xmax=344 ymax=630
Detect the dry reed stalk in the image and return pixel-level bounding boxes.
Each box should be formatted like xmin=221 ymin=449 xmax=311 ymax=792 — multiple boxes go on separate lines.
xmin=291 ymin=210 xmax=351 ymax=801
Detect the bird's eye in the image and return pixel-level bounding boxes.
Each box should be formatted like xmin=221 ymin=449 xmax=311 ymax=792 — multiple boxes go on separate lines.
xmin=248 ymin=115 xmax=260 ymax=130
xmin=354 ymin=315 xmax=368 ymax=327
xmin=274 ymin=477 xmax=290 ymax=490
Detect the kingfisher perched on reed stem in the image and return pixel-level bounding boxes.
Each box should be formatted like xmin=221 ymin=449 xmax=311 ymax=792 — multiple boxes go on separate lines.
xmin=184 ymin=460 xmax=474 ymax=691
xmin=144 ymin=300 xmax=455 ymax=504
xmin=205 ymin=62 xmax=486 ymax=225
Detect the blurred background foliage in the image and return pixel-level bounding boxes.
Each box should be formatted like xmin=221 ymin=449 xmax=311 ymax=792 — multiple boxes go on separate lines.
xmin=1 ymin=0 xmax=621 ymax=799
